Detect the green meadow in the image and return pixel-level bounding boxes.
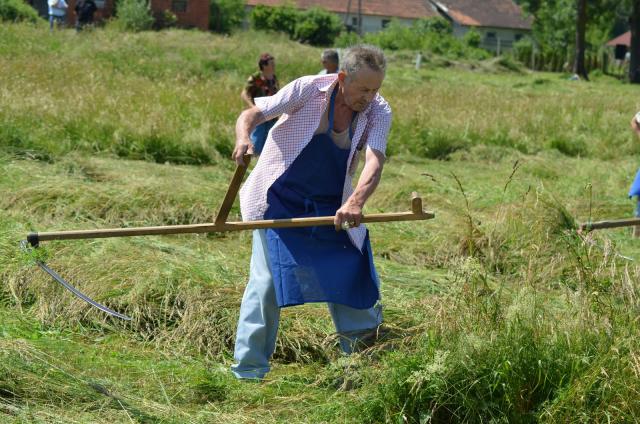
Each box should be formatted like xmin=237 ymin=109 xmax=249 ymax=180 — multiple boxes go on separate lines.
xmin=2 ymin=23 xmax=640 ymax=422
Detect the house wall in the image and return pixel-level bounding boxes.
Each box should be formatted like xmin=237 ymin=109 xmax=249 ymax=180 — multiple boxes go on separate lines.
xmin=151 ymin=0 xmax=209 ymax=30
xmin=453 ymin=24 xmax=530 ymax=52
xmin=337 ymin=14 xmax=414 ymax=33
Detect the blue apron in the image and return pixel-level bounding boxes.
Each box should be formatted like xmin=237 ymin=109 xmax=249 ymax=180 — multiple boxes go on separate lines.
xmin=629 ymin=168 xmax=640 ymax=198
xmin=263 ymin=88 xmax=379 ymax=310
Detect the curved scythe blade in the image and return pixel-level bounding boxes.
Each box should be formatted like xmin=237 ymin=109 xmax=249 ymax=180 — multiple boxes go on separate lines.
xmin=20 ymin=241 xmax=132 ymax=321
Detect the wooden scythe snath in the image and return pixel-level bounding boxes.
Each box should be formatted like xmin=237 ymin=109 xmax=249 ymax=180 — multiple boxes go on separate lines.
xmin=22 ymin=155 xmax=436 ymax=320
xmin=579 ymin=218 xmax=640 ymax=232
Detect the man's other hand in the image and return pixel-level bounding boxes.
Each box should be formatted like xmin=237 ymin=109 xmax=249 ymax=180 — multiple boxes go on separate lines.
xmin=335 ymin=200 xmax=363 ymax=231
xmin=232 ymin=139 xmax=254 ymax=166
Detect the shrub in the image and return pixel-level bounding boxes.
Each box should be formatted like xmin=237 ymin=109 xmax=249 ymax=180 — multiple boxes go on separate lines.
xmin=116 ymin=0 xmax=154 ymax=32
xmin=209 ymin=0 xmax=244 ymax=34
xmin=154 ymin=9 xmax=177 ymax=29
xmin=334 ymin=30 xmax=361 ymax=48
xmin=294 ymin=7 xmax=342 ymax=46
xmin=364 ymin=19 xmax=421 ymax=50
xmin=250 ymin=4 xmax=342 ymax=46
xmin=463 ymin=28 xmax=482 ymax=48
xmin=0 ymin=0 xmax=41 ymax=23
xmin=364 ymin=17 xmax=490 ymax=61
xmin=413 ymin=16 xmax=452 ymax=35
xmin=249 ymin=4 xmax=297 ymax=38
xmin=512 ymin=37 xmax=533 ymax=65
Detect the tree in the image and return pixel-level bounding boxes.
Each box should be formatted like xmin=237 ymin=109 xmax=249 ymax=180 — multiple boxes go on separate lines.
xmin=209 ymin=0 xmax=245 ymax=34
xmin=249 ymin=4 xmax=298 ymax=38
xmin=630 ymin=0 xmax=640 ymax=83
xmin=116 ymin=0 xmax=154 ymax=32
xmin=573 ymin=0 xmax=588 ymax=80
xmin=294 ymin=8 xmax=343 ymax=46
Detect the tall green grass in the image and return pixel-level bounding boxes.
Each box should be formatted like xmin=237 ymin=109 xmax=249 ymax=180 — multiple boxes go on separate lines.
xmin=2 ymin=24 xmax=639 ymax=165
xmin=2 ymin=23 xmax=640 ymax=422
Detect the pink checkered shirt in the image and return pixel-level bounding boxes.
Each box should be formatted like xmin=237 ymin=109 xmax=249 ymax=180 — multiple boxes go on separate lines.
xmin=239 ymin=74 xmax=392 ymax=250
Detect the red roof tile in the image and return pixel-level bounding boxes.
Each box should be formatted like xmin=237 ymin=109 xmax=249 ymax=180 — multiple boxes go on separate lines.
xmin=432 ymin=0 xmax=532 ymax=30
xmin=245 ymin=0 xmax=439 ymax=20
xmin=606 ymin=31 xmax=630 ymax=47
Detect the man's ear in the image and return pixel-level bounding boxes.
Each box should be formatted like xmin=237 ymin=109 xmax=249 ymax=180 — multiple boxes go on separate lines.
xmin=337 ymin=71 xmax=347 ymax=83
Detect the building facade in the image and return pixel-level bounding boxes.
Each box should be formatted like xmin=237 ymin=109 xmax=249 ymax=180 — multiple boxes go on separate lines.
xmin=430 ymin=0 xmax=532 ymax=52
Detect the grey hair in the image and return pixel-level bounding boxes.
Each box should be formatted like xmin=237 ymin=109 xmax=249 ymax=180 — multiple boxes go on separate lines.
xmin=340 ymin=44 xmax=386 ymax=77
xmin=321 ymin=49 xmax=339 ymax=64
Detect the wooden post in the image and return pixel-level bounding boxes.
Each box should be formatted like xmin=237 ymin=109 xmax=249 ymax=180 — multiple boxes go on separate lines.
xmin=531 ymin=47 xmax=535 ymax=70
xmin=411 ymin=191 xmax=423 ymax=214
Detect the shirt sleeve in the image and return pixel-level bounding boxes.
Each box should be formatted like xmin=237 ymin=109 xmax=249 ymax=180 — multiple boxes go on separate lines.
xmin=254 ymin=77 xmax=314 ymax=121
xmin=363 ymin=97 xmax=392 ymax=156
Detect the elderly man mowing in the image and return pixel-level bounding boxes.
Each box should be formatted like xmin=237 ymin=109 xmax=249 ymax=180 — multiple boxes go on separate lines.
xmin=230 ymin=45 xmax=391 ymax=380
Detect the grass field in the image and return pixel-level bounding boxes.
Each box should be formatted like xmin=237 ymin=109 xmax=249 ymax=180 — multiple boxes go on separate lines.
xmin=2 ymin=23 xmax=640 ymax=422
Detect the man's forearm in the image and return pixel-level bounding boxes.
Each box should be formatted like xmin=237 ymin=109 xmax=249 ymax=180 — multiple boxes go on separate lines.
xmin=235 ymin=107 xmax=266 ymax=142
xmin=232 ymin=107 xmax=268 ymax=164
xmin=347 ymin=150 xmax=385 ymax=208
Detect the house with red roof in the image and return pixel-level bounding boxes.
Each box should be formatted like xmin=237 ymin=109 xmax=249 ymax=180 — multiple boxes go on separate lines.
xmin=606 ymin=31 xmax=631 ymax=62
xmin=430 ymin=0 xmax=532 ymax=52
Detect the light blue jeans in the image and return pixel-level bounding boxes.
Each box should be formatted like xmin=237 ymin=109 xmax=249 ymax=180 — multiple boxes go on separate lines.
xmin=231 ymin=230 xmax=382 ymax=379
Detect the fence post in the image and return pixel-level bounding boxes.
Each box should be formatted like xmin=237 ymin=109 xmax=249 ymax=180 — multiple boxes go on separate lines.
xmin=531 ymin=48 xmax=535 ymax=70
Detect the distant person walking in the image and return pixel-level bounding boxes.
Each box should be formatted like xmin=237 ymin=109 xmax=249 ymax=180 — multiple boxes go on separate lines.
xmin=241 ymin=53 xmax=279 ymax=155
xmin=319 ymin=49 xmax=339 ymax=74
xmin=48 ymin=0 xmax=68 ymax=32
xmin=74 ymin=0 xmax=97 ymax=32
xmin=629 ymin=112 xmax=640 ymax=236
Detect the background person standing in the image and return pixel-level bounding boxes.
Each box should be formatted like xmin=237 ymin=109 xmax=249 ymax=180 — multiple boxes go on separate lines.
xmin=74 ymin=0 xmax=97 ymax=32
xmin=48 ymin=0 xmax=68 ymax=32
xmin=319 ymin=49 xmax=339 ymax=74
xmin=241 ymin=53 xmax=279 ymax=155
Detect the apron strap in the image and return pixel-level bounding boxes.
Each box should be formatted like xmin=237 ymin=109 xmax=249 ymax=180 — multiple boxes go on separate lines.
xmin=328 ymin=87 xmax=357 ymax=140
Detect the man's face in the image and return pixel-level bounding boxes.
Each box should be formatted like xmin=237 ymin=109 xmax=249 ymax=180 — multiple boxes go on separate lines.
xmin=338 ymin=68 xmax=384 ymax=112
xmin=322 ymin=59 xmax=338 ymax=74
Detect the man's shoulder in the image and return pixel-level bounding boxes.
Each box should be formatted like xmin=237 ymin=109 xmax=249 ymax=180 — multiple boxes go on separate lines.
xmin=293 ymin=73 xmax=336 ymax=89
xmin=370 ymin=93 xmax=391 ymax=115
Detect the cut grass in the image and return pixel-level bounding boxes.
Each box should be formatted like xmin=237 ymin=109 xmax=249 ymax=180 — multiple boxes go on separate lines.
xmin=2 ymin=23 xmax=640 ymax=422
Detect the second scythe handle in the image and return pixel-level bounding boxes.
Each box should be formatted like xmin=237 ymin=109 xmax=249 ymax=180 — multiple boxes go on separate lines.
xmin=215 ymin=154 xmax=251 ymax=225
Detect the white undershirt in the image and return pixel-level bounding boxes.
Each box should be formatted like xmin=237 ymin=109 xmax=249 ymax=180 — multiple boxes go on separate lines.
xmin=313 ymin=106 xmax=354 ymax=150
